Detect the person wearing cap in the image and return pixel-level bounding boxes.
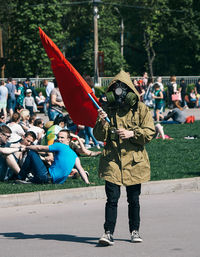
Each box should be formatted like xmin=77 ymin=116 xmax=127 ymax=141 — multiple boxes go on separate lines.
xmin=23 ymin=89 xmax=35 ymax=115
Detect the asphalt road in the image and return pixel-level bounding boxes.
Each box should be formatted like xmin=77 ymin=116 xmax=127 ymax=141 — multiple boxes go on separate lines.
xmin=0 ymin=190 xmax=199 ymax=257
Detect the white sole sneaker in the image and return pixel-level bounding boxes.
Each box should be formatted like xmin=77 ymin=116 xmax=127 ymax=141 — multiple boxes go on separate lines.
xmin=98 ymin=238 xmax=114 ymax=246
xmin=131 ymin=237 xmax=143 ymax=243
xmin=131 ymin=230 xmax=143 ymax=243
xmin=98 ymin=233 xmax=114 ymax=246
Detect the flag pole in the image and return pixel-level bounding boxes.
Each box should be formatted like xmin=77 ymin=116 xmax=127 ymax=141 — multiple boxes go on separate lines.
xmin=88 ymin=93 xmax=110 ymax=123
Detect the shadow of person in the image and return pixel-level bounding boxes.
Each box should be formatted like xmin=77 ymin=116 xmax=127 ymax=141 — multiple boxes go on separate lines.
xmin=0 ymin=232 xmax=98 ymax=245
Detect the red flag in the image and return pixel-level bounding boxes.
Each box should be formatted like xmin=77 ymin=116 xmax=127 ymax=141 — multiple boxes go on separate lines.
xmin=39 ymin=27 xmax=100 ymax=127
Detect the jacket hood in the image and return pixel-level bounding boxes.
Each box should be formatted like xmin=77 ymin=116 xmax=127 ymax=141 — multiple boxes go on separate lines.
xmin=107 ymin=70 xmax=140 ymax=101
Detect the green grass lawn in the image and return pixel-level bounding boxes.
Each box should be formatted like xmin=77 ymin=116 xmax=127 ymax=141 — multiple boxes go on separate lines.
xmin=0 ymin=121 xmax=199 ymax=195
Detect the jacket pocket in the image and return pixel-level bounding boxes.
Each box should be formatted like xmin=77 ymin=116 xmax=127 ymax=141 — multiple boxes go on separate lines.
xmin=133 ymin=151 xmax=144 ymax=163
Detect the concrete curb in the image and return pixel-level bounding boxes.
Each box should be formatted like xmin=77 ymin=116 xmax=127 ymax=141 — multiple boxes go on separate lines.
xmin=0 ymin=177 xmax=200 ymax=208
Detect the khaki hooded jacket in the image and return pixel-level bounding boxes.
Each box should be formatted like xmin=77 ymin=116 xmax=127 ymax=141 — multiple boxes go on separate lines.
xmin=93 ymin=70 xmax=155 ymax=186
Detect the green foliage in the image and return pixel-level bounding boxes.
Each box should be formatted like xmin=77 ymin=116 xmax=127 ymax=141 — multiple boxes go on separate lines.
xmin=63 ymin=1 xmax=128 ymax=76
xmin=35 ymin=86 xmax=46 ymax=96
xmin=1 ymin=0 xmax=200 ymax=77
xmin=4 ymin=0 xmax=65 ymax=77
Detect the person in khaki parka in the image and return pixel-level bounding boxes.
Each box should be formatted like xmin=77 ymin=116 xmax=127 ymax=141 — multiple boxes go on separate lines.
xmin=93 ymin=70 xmax=155 ymax=246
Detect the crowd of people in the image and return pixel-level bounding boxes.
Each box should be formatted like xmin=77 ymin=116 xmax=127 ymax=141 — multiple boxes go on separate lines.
xmin=0 ymin=77 xmax=105 ymax=184
xmin=0 ymin=71 xmax=199 ymax=245
xmin=130 ymin=73 xmax=200 ymax=123
xmin=0 ymin=73 xmax=198 ymax=184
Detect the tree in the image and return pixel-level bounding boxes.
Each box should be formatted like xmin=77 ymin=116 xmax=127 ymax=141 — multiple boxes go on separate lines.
xmin=160 ymin=0 xmax=200 ymax=75
xmin=124 ymin=0 xmax=169 ymax=78
xmin=5 ymin=0 xmax=65 ymax=77
xmin=2 ymin=0 xmax=200 ymax=78
xmin=63 ymin=1 xmax=127 ymax=77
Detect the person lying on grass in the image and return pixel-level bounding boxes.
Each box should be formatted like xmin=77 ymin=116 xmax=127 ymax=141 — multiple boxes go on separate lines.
xmin=16 ymin=129 xmax=89 ymax=184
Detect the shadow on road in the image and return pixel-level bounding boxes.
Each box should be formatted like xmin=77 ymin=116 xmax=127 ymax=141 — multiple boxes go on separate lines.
xmin=0 ymin=232 xmax=99 ymax=245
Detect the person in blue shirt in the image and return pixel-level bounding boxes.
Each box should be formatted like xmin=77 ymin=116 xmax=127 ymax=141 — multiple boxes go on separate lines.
xmin=18 ymin=129 xmax=89 ymax=184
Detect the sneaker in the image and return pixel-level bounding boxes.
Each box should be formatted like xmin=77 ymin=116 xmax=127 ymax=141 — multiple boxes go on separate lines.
xmin=131 ymin=230 xmax=143 ymax=243
xmin=85 ymin=171 xmax=89 ymax=177
xmin=15 ymin=178 xmax=32 ymax=184
xmin=98 ymin=231 xmax=114 ymax=246
xmin=184 ymin=136 xmax=195 ymax=140
xmin=27 ymin=173 xmax=34 ymax=179
xmin=85 ymin=144 xmax=91 ymax=149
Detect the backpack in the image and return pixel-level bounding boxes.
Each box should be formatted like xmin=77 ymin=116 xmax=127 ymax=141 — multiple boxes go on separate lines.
xmin=185 ymin=115 xmax=195 ymax=123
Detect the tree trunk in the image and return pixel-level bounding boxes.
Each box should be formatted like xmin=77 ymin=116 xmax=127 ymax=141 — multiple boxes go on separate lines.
xmin=144 ymin=32 xmax=156 ymax=79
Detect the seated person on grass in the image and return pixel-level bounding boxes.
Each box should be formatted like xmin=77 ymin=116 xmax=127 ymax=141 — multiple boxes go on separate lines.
xmin=16 ymin=129 xmax=90 ymax=184
xmin=0 ymin=125 xmax=24 ymax=181
xmin=154 ymin=123 xmax=173 ymax=140
xmin=8 ymin=131 xmax=37 ymax=180
xmin=0 ymin=112 xmax=6 ymax=126
xmin=161 ymin=108 xmax=186 ymax=124
xmin=43 ymin=115 xmax=101 ymax=157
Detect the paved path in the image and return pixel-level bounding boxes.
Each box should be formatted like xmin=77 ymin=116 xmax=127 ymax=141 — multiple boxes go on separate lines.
xmin=0 ymin=190 xmax=199 ymax=257
xmin=156 ymin=107 xmax=200 ymax=120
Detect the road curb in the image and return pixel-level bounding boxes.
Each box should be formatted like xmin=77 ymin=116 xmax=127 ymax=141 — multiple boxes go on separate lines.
xmin=0 ymin=177 xmax=199 ymax=208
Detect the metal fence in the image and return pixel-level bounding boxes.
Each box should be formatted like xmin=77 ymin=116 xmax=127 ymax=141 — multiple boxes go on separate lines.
xmin=0 ymin=76 xmax=200 ymax=88
xmin=0 ymin=77 xmax=54 ymax=88
xmin=99 ymin=76 xmax=200 ymax=88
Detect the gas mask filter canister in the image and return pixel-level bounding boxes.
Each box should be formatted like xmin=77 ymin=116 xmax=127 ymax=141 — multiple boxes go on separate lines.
xmin=106 ymin=82 xmax=137 ymax=107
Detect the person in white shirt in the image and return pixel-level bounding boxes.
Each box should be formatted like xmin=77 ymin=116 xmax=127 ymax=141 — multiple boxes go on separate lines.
xmin=35 ymin=91 xmax=46 ymax=113
xmin=156 ymin=76 xmax=164 ymax=91
xmin=23 ymin=89 xmax=35 ymax=115
xmin=7 ymin=112 xmax=25 ymax=143
xmin=36 ymin=91 xmax=46 ymax=105
xmin=0 ymin=80 xmax=8 ymax=122
xmin=28 ymin=118 xmax=45 ymax=144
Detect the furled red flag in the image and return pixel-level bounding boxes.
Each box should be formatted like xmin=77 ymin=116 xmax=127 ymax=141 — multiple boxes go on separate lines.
xmin=39 ymin=27 xmax=100 ymax=127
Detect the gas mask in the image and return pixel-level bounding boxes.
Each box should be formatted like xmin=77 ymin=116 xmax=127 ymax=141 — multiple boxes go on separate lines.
xmin=106 ymin=81 xmax=137 ymax=107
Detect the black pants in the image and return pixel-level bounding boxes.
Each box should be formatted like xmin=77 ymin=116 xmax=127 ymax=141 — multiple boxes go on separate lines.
xmin=26 ymin=106 xmax=34 ymax=115
xmin=104 ymin=181 xmax=141 ymax=234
